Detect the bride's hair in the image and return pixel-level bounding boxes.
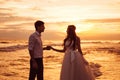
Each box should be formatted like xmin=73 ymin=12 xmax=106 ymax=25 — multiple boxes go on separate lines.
xmin=63 ymin=25 xmax=77 ymax=50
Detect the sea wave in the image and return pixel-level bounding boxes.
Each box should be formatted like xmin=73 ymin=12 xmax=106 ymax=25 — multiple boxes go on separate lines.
xmin=0 ymin=44 xmax=28 ymax=52
xmin=0 ymin=40 xmax=120 ymax=54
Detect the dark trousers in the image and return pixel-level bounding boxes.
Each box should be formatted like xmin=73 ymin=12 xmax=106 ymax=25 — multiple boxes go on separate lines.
xmin=29 ymin=58 xmax=43 ymax=80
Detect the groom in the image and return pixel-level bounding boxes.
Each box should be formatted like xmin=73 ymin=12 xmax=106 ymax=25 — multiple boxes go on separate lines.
xmin=28 ymin=20 xmax=50 ymax=80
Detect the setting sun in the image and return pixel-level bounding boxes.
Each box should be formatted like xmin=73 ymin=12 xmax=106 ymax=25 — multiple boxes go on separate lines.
xmin=75 ymin=23 xmax=93 ymax=33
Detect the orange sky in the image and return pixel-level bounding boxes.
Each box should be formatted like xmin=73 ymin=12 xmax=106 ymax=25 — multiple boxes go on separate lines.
xmin=0 ymin=0 xmax=120 ymax=40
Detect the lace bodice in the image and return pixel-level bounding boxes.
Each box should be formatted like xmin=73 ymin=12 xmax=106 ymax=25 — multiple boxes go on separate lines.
xmin=65 ymin=39 xmax=77 ymax=51
xmin=65 ymin=39 xmax=79 ymax=62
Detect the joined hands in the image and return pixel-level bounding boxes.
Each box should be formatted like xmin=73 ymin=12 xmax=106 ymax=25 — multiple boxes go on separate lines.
xmin=45 ymin=46 xmax=52 ymax=50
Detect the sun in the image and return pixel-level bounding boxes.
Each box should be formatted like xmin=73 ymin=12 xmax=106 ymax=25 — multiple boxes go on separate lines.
xmin=60 ymin=22 xmax=93 ymax=33
xmin=75 ymin=23 xmax=93 ymax=33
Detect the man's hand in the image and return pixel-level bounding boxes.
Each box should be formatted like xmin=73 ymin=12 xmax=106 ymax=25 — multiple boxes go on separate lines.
xmin=32 ymin=59 xmax=38 ymax=69
xmin=45 ymin=46 xmax=51 ymax=50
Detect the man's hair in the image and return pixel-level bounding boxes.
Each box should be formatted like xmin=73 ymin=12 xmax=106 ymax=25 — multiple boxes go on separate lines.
xmin=34 ymin=20 xmax=44 ymax=30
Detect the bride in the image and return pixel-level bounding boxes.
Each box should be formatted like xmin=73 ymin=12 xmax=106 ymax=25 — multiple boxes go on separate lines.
xmin=50 ymin=25 xmax=95 ymax=80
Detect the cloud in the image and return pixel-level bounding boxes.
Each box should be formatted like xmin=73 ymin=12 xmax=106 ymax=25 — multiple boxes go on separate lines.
xmin=42 ymin=30 xmax=65 ymax=41
xmin=0 ymin=7 xmax=36 ymax=23
xmin=0 ymin=22 xmax=33 ymax=31
xmin=0 ymin=30 xmax=31 ymax=40
xmin=0 ymin=15 xmax=35 ymax=23
xmin=84 ymin=18 xmax=120 ymax=23
xmin=0 ymin=7 xmax=36 ymax=30
xmin=0 ymin=0 xmax=120 ymax=40
xmin=0 ymin=15 xmax=36 ymax=31
xmin=78 ymin=31 xmax=120 ymax=40
xmin=0 ymin=29 xmax=65 ymax=40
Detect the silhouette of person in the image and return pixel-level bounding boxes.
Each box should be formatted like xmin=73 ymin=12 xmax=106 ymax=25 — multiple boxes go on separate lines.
xmin=28 ymin=20 xmax=50 ymax=80
xmin=50 ymin=25 xmax=95 ymax=80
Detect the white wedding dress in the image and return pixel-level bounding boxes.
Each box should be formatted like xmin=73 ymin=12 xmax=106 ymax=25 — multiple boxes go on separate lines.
xmin=60 ymin=40 xmax=95 ymax=80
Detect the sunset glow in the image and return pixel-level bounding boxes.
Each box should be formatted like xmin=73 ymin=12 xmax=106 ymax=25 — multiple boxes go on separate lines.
xmin=0 ymin=0 xmax=120 ymax=40
xmin=75 ymin=23 xmax=93 ymax=32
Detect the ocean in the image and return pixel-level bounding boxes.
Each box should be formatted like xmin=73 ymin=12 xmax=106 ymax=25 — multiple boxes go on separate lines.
xmin=0 ymin=40 xmax=120 ymax=80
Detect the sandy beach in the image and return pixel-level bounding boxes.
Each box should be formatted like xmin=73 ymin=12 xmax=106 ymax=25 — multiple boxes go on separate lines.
xmin=0 ymin=40 xmax=120 ymax=80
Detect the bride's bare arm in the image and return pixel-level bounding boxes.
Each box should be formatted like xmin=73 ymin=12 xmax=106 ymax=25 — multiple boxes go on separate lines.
xmin=77 ymin=37 xmax=88 ymax=64
xmin=77 ymin=37 xmax=83 ymax=55
xmin=51 ymin=46 xmax=66 ymax=53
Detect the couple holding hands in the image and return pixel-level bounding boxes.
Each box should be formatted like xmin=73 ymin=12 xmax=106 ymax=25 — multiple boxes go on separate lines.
xmin=28 ymin=20 xmax=95 ymax=80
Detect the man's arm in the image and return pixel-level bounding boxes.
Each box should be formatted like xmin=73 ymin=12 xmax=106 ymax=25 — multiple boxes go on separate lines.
xmin=28 ymin=35 xmax=36 ymax=59
xmin=29 ymin=50 xmax=34 ymax=59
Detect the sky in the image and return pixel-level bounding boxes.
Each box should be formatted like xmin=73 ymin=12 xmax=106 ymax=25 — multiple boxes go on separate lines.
xmin=0 ymin=0 xmax=120 ymax=41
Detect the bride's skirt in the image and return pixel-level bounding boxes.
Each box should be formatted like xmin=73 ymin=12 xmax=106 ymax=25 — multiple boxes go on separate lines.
xmin=60 ymin=50 xmax=95 ymax=80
